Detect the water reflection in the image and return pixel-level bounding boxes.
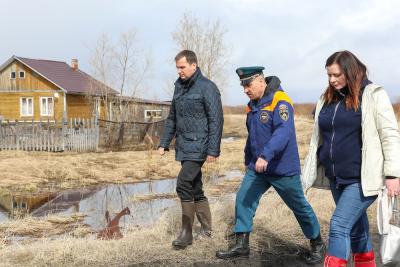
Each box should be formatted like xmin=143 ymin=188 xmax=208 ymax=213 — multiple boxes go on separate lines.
xmin=0 ymin=171 xmax=244 ymax=231
xmin=0 ymin=179 xmax=178 ymax=230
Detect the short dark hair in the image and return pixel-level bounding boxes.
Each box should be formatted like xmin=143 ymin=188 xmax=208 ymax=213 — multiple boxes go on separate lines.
xmin=175 ymin=50 xmax=198 ymax=65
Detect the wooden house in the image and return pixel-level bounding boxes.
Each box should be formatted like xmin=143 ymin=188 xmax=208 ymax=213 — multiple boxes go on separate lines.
xmin=0 ymin=55 xmax=118 ymax=122
xmin=109 ymin=96 xmax=171 ymax=122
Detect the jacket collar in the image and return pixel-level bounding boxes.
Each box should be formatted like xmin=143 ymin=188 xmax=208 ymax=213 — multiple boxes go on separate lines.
xmin=175 ymin=67 xmax=202 ymax=90
xmin=249 ymin=76 xmax=282 ymax=108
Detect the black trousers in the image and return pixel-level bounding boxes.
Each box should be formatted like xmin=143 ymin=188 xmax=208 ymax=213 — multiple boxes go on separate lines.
xmin=176 ymin=160 xmax=206 ymax=202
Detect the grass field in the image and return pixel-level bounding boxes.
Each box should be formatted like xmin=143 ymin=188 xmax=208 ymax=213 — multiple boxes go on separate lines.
xmin=0 ymin=112 xmax=396 ymax=266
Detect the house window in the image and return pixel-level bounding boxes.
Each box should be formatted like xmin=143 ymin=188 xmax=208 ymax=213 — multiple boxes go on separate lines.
xmin=10 ymin=71 xmax=16 ymax=79
xmin=20 ymin=97 xmax=34 ymax=116
xmin=40 ymin=97 xmax=54 ymax=116
xmin=19 ymin=71 xmax=25 ymax=79
xmin=145 ymin=110 xmax=162 ymax=119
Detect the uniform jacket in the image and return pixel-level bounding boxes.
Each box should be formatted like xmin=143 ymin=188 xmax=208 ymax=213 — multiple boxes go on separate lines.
xmin=302 ymin=83 xmax=400 ymax=196
xmin=245 ymin=76 xmax=301 ymax=177
xmin=159 ymin=68 xmax=223 ymax=161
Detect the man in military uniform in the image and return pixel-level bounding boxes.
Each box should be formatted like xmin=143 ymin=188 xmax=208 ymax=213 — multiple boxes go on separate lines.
xmin=159 ymin=50 xmax=223 ymax=250
xmin=216 ymin=67 xmax=324 ymax=264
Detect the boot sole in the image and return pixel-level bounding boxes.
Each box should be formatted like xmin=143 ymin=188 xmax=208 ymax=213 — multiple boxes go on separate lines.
xmin=216 ymin=253 xmax=250 ymax=260
xmin=172 ymin=242 xmax=192 ymax=250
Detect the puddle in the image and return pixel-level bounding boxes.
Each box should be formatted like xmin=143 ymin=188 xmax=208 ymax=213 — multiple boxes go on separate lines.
xmin=219 ymin=170 xmax=243 ymax=181
xmin=0 ymin=179 xmax=178 ymax=230
xmin=0 ymin=171 xmax=245 ymax=233
xmin=221 ymin=137 xmax=236 ymax=143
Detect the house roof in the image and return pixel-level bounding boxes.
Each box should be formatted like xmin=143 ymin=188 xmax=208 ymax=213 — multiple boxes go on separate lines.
xmin=0 ymin=55 xmax=118 ymax=96
xmin=115 ymin=96 xmax=171 ymax=106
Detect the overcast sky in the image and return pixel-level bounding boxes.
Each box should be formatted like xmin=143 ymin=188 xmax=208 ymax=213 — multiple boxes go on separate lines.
xmin=1 ymin=0 xmax=399 ymax=105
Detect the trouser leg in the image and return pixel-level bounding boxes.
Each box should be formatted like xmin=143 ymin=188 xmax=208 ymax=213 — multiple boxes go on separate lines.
xmin=271 ymin=175 xmax=321 ymax=239
xmin=327 ymin=181 xmax=376 ymax=260
xmin=234 ymin=169 xmax=270 ymax=233
xmin=176 ymin=160 xmax=205 ymax=201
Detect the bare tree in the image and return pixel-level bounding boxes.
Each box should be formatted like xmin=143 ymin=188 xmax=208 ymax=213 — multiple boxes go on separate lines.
xmin=89 ymin=30 xmax=153 ymax=121
xmin=171 ymin=12 xmax=230 ymax=96
xmin=89 ymin=33 xmax=115 ymax=119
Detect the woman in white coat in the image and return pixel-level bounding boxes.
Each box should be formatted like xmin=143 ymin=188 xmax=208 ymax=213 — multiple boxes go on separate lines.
xmin=302 ymin=50 xmax=400 ymax=267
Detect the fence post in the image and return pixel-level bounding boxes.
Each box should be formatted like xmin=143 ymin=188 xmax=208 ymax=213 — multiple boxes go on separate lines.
xmin=15 ymin=120 xmax=19 ymax=150
xmin=62 ymin=116 xmax=66 ymax=151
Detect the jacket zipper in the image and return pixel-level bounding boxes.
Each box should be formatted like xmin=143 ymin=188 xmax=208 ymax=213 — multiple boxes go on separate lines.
xmin=330 ymin=102 xmax=340 ymax=177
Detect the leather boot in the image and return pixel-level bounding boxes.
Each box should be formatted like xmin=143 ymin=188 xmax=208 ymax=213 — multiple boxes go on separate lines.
xmin=172 ymin=201 xmax=195 ymax=249
xmin=353 ymin=251 xmax=376 ymax=267
xmin=216 ymin=232 xmax=250 ymax=259
xmin=195 ymin=200 xmax=212 ymax=238
xmin=305 ymin=234 xmax=325 ymax=264
xmin=324 ymin=255 xmax=347 ymax=267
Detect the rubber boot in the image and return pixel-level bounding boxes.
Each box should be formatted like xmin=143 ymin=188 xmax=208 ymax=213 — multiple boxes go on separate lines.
xmin=353 ymin=251 xmax=376 ymax=267
xmin=195 ymin=200 xmax=212 ymax=238
xmin=305 ymin=234 xmax=325 ymax=264
xmin=172 ymin=201 xmax=195 ymax=249
xmin=324 ymin=255 xmax=347 ymax=267
xmin=216 ymin=232 xmax=250 ymax=259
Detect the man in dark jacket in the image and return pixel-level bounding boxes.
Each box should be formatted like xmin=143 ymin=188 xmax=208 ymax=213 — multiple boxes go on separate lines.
xmin=216 ymin=66 xmax=324 ymax=264
xmin=158 ymin=50 xmax=223 ymax=249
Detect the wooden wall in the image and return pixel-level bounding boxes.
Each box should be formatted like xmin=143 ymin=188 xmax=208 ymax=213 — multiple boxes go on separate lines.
xmin=0 ymin=61 xmax=56 ymax=91
xmin=110 ymin=102 xmax=170 ymax=122
xmin=66 ymin=95 xmax=93 ymax=119
xmin=0 ymin=92 xmax=65 ymax=121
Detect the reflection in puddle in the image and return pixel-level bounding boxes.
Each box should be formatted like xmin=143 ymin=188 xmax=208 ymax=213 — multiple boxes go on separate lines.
xmin=0 ymin=179 xmax=178 ymax=230
xmin=0 ymin=172 xmax=244 ymax=232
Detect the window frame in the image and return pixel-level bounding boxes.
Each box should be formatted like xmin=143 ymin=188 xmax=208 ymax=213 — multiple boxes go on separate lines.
xmin=144 ymin=109 xmax=162 ymax=119
xmin=19 ymin=71 xmax=25 ymax=79
xmin=40 ymin=97 xmax=54 ymax=116
xmin=20 ymin=97 xmax=34 ymax=117
xmin=10 ymin=71 xmax=16 ymax=80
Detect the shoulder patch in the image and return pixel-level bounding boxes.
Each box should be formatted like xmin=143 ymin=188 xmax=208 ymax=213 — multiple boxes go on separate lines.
xmin=259 ymin=111 xmax=270 ymax=123
xmin=279 ymin=104 xmax=289 ymax=121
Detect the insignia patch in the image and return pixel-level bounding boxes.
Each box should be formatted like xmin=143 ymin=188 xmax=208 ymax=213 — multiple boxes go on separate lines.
xmin=278 ymin=104 xmax=289 ymax=121
xmin=259 ymin=111 xmax=270 ymax=123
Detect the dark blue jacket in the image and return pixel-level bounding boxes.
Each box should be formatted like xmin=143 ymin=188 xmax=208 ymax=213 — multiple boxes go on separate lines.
xmin=159 ymin=68 xmax=223 ymax=161
xmin=318 ymin=86 xmax=365 ymax=182
xmin=245 ymin=76 xmax=300 ymax=177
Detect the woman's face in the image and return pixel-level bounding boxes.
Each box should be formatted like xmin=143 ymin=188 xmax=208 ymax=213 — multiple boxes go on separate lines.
xmin=326 ymin=63 xmax=347 ymax=90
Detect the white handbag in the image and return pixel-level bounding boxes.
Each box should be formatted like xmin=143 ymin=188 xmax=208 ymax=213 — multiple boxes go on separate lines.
xmin=377 ymin=188 xmax=400 ymax=265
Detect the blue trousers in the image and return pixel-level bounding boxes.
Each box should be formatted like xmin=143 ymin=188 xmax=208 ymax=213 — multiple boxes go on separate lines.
xmin=328 ymin=180 xmax=377 ymax=259
xmin=234 ymin=169 xmax=320 ymax=240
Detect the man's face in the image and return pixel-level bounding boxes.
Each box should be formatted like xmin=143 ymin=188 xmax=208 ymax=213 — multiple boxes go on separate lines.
xmin=176 ymin=57 xmax=197 ymax=80
xmin=243 ymin=76 xmax=265 ymax=100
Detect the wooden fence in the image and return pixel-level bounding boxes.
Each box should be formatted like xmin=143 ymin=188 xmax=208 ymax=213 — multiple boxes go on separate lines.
xmin=0 ymin=118 xmax=99 ymax=152
xmin=98 ymin=118 xmax=166 ymax=151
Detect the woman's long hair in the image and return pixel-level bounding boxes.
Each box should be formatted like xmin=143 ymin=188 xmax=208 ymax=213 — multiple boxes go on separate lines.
xmin=323 ymin=50 xmax=368 ymax=110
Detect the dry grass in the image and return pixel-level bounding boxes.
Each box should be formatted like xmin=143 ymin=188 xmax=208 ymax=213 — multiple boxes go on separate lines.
xmin=0 ymin=187 xmax=336 ymax=267
xmin=0 ymin=113 xmax=391 ymax=266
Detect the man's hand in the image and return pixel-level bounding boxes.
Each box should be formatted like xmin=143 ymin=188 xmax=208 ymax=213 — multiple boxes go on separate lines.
xmin=207 ymin=155 xmax=218 ymax=163
xmin=255 ymin=157 xmax=268 ymax=173
xmin=158 ymin=147 xmax=165 ymax=156
xmin=386 ymin=177 xmax=400 ymax=197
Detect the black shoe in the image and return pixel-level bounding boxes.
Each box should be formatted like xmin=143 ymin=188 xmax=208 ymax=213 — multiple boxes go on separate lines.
xmin=216 ymin=233 xmax=250 ymax=259
xmin=305 ymin=235 xmax=325 ymax=265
